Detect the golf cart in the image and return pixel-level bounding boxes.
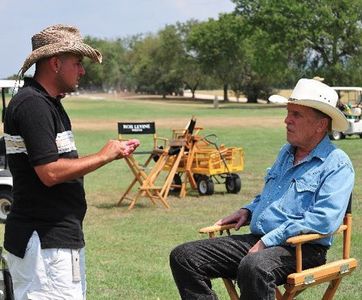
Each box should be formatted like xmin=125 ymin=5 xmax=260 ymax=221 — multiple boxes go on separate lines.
xmin=0 ymin=80 xmax=22 ymax=223
xmin=329 ymin=87 xmax=362 ymax=140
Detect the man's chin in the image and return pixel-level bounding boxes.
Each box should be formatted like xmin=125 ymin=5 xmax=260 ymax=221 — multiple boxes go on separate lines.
xmin=64 ymin=86 xmax=77 ymax=94
xmin=286 ymin=134 xmax=294 ymax=144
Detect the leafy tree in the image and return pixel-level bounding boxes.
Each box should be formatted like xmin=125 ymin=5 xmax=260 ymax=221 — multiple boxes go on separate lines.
xmin=128 ymin=34 xmax=160 ymax=94
xmin=187 ymin=13 xmax=289 ymax=102
xmin=129 ymin=26 xmax=184 ymax=97
xmin=232 ymin=0 xmax=362 ymax=85
xmin=345 ymin=52 xmax=362 ymax=86
xmin=237 ymin=28 xmax=294 ymax=102
xmin=156 ymin=25 xmax=185 ymax=97
xmin=81 ymin=37 xmax=127 ymax=91
xmin=187 ymin=14 xmax=247 ymax=101
xmin=175 ymin=20 xmax=206 ymax=99
xmin=80 ymin=37 xmax=104 ymax=90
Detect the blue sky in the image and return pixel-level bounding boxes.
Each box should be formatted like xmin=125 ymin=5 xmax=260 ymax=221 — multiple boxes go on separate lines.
xmin=0 ymin=0 xmax=235 ymax=78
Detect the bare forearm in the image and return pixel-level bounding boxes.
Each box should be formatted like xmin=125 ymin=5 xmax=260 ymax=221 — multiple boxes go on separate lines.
xmin=34 ymin=139 xmax=140 ymax=187
xmin=35 ymin=154 xmax=109 ymax=186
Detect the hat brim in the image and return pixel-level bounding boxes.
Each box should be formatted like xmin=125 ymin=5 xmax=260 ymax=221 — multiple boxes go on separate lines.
xmin=21 ymin=41 xmax=102 ymax=75
xmin=268 ymin=95 xmax=288 ymax=104
xmin=288 ymin=99 xmax=349 ymax=132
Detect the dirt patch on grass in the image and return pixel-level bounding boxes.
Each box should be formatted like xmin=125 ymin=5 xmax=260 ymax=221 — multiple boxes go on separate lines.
xmin=71 ymin=116 xmax=284 ymax=131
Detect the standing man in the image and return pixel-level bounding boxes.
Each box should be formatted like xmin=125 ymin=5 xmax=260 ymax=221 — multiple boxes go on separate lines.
xmin=4 ymin=24 xmax=140 ymax=299
xmin=170 ymin=78 xmax=354 ymax=299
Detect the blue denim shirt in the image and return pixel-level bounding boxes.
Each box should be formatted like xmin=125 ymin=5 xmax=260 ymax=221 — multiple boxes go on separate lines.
xmin=244 ymin=135 xmax=354 ymax=247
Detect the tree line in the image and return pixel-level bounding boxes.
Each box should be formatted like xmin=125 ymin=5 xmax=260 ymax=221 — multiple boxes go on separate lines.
xmin=80 ymin=0 xmax=362 ymax=103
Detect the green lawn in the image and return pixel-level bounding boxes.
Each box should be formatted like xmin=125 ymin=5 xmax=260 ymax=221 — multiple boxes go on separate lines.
xmin=2 ymin=96 xmax=362 ymax=299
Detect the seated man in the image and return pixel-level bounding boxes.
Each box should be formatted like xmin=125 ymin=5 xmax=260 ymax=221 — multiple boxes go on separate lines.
xmin=169 ymin=78 xmax=355 ymax=300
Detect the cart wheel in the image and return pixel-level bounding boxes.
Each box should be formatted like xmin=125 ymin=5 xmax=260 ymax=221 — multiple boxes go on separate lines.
xmin=225 ymin=174 xmax=241 ymax=194
xmin=170 ymin=173 xmax=182 ymax=194
xmin=0 ymin=190 xmax=13 ymax=223
xmin=197 ymin=176 xmax=214 ymax=196
xmin=329 ymin=131 xmax=344 ymax=140
xmin=193 ymin=174 xmax=201 ymax=183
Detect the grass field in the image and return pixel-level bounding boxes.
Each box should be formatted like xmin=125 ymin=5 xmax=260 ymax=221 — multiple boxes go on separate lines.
xmin=2 ymin=95 xmax=361 ymax=299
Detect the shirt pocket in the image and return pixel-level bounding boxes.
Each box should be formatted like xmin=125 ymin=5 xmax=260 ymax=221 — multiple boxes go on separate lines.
xmin=279 ymin=172 xmax=320 ymax=216
xmin=264 ymin=169 xmax=278 ymax=184
xmin=262 ymin=170 xmax=278 ymax=197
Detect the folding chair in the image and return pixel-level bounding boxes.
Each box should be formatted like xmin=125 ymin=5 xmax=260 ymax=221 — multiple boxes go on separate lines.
xmin=117 ymin=121 xmax=187 ymax=210
xmin=199 ymin=195 xmax=357 ymax=300
xmin=117 ymin=121 xmax=169 ymax=209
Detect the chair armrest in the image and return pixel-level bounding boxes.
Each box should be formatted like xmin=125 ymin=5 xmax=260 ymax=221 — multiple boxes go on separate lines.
xmin=286 ymin=224 xmax=347 ymax=245
xmin=154 ymin=136 xmax=169 ymax=148
xmin=199 ymin=223 xmax=237 ymax=234
xmin=155 ymin=136 xmax=169 ymax=142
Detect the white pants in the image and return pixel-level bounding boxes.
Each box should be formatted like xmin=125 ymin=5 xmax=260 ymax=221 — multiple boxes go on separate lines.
xmin=6 ymin=231 xmax=86 ymax=300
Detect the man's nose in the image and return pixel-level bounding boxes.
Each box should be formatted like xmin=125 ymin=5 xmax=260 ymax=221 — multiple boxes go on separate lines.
xmin=79 ymin=65 xmax=85 ymax=76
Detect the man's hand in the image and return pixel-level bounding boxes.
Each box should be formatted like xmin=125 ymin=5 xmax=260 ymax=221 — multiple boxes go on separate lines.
xmin=214 ymin=208 xmax=250 ymax=230
xmin=120 ymin=139 xmax=140 ymax=158
xmin=99 ymin=139 xmax=140 ymax=162
xmin=248 ymin=240 xmax=266 ymax=253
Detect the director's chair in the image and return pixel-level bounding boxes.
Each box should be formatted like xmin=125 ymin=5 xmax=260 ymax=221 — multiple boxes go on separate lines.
xmin=117 ymin=121 xmax=186 ymax=210
xmin=117 ymin=121 xmax=170 ymax=209
xmin=199 ymin=196 xmax=357 ymax=300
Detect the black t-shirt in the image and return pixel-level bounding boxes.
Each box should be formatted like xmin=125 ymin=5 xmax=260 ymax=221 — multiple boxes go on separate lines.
xmin=3 ymin=78 xmax=87 ymax=258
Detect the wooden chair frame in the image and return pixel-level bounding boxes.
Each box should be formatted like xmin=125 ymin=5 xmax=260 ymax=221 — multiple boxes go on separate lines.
xmin=167 ymin=118 xmax=203 ymax=197
xmin=117 ymin=121 xmax=174 ymax=209
xmin=199 ymin=198 xmax=357 ymax=300
xmin=117 ymin=121 xmax=194 ymax=210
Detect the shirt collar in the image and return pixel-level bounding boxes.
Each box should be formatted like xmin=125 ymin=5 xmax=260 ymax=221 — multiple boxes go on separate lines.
xmin=286 ymin=135 xmax=336 ymax=162
xmin=23 ymin=77 xmax=61 ymax=103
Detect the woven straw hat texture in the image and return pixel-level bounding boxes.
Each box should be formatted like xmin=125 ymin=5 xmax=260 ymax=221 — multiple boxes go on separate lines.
xmin=21 ymin=24 xmax=102 ymax=75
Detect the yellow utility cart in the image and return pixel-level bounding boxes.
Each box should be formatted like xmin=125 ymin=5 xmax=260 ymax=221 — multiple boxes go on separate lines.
xmin=190 ymin=143 xmax=244 ymax=195
xmin=165 ymin=120 xmax=244 ymax=196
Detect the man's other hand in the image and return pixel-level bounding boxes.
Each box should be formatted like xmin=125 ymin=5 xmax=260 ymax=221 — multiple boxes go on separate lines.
xmin=248 ymin=240 xmax=266 ymax=253
xmin=214 ymin=208 xmax=250 ymax=230
xmin=99 ymin=139 xmax=140 ymax=162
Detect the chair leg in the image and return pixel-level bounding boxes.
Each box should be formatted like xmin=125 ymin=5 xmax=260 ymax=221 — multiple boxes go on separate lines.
xmin=275 ymin=287 xmax=283 ymax=300
xmin=118 ymin=177 xmax=138 ymax=206
xmin=128 ymin=190 xmax=144 ymax=210
xmin=154 ymin=191 xmax=170 ymax=209
xmin=160 ymin=147 xmax=185 ymax=200
xmin=281 ymin=289 xmax=298 ymax=300
xmin=222 ymin=278 xmax=239 ymax=300
xmin=322 ymin=278 xmax=342 ymax=300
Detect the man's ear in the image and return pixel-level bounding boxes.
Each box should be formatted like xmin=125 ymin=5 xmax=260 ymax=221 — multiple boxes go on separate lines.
xmin=317 ymin=117 xmax=329 ymax=133
xmin=48 ymin=56 xmax=61 ymax=73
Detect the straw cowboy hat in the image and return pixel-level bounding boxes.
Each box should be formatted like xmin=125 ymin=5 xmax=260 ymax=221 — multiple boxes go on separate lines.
xmin=269 ymin=78 xmax=348 ymax=131
xmin=20 ymin=24 xmax=102 ymax=76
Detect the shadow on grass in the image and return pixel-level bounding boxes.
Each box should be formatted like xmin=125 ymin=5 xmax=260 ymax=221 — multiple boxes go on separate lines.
xmin=94 ymin=201 xmax=150 ymax=210
xmin=94 ymin=190 xmax=239 ymax=211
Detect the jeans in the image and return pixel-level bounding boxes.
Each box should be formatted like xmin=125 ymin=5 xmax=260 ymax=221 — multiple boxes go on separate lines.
xmin=170 ymin=234 xmax=327 ymax=300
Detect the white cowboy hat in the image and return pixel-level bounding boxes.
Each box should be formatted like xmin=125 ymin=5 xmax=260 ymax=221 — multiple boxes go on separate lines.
xmin=269 ymin=78 xmax=348 ymax=131
xmin=20 ymin=24 xmax=102 ymax=76
xmin=268 ymin=94 xmax=288 ymax=104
